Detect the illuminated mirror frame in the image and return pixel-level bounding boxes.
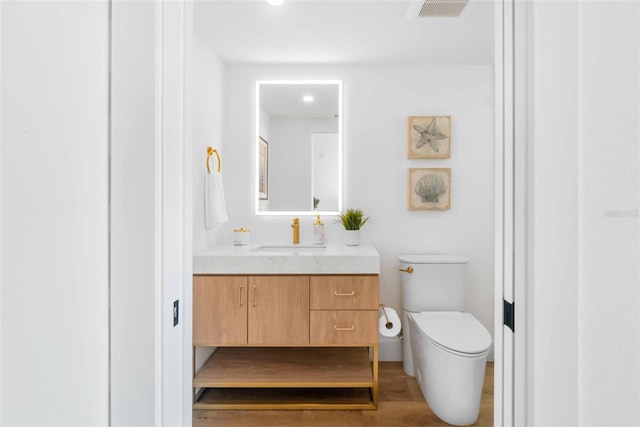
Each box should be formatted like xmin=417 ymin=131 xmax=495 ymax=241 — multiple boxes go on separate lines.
xmin=255 ymin=80 xmax=343 ymax=216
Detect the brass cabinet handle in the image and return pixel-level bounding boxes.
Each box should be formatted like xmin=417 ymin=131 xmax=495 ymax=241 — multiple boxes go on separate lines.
xmin=239 ymin=286 xmax=244 ymax=307
xmin=334 ymin=325 xmax=355 ymax=331
xmin=399 ymin=266 xmax=414 ymax=273
xmin=252 ymin=286 xmax=257 ymax=307
xmin=334 ymin=290 xmax=356 ymax=296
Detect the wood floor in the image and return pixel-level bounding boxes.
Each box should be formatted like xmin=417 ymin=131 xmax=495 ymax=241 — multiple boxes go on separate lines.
xmin=193 ymin=361 xmax=493 ymax=427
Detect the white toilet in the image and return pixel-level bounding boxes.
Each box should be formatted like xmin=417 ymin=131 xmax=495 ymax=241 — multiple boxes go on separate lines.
xmin=400 ymin=254 xmax=492 ymax=426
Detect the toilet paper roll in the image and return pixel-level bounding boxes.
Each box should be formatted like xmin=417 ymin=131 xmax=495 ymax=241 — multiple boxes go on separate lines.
xmin=379 ymin=306 xmax=402 ymax=337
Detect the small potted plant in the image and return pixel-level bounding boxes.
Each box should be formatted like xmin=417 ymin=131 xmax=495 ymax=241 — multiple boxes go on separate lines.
xmin=336 ymin=208 xmax=371 ymax=246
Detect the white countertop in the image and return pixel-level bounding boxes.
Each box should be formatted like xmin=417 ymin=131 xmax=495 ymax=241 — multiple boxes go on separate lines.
xmin=193 ymin=243 xmax=380 ymax=274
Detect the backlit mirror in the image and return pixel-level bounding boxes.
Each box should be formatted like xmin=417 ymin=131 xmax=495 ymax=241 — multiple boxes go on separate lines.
xmin=255 ymin=80 xmax=342 ymax=215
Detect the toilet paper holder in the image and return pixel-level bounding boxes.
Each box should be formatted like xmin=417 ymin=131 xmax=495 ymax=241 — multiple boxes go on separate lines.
xmin=379 ymin=303 xmax=393 ymax=330
xmin=379 ymin=303 xmax=403 ymax=338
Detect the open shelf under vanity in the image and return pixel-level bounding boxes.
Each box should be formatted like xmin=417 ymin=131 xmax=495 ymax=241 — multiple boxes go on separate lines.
xmin=193 ymin=346 xmax=379 ymax=410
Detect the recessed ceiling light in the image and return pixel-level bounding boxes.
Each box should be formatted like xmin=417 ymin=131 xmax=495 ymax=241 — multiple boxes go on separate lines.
xmin=303 ymin=95 xmax=314 ymax=102
xmin=266 ymin=0 xmax=284 ymax=5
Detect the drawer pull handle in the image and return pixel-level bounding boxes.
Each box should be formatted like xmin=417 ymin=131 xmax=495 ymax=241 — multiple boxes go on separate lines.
xmin=252 ymin=286 xmax=257 ymax=307
xmin=334 ymin=324 xmax=355 ymax=331
xmin=399 ymin=266 xmax=414 ymax=273
xmin=239 ymin=286 xmax=244 ymax=307
xmin=334 ymin=290 xmax=356 ymax=296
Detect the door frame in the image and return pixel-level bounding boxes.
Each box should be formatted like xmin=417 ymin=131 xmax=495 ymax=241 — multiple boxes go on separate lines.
xmin=494 ymin=0 xmax=531 ymax=425
xmin=181 ymin=1 xmax=194 ymax=425
xmin=493 ymin=0 xmax=510 ymax=422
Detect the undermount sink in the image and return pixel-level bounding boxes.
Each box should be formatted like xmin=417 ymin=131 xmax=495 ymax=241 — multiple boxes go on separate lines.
xmin=251 ymin=243 xmax=327 ymax=253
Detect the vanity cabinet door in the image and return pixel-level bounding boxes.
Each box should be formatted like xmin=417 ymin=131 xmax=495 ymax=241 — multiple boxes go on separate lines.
xmin=193 ymin=275 xmax=248 ymax=345
xmin=247 ymin=276 xmax=309 ymax=345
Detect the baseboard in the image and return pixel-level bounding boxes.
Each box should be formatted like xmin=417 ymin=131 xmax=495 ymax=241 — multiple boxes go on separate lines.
xmin=379 ymin=335 xmax=403 ymax=361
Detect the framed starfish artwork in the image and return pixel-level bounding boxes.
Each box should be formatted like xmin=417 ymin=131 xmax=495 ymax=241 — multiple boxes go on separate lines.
xmin=407 ymin=116 xmax=451 ymax=159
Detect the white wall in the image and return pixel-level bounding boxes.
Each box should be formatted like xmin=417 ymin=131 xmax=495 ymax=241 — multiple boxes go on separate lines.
xmin=213 ymin=64 xmax=495 ymax=359
xmin=578 ymin=1 xmax=640 ymax=425
xmin=192 ymin=32 xmax=226 ymax=253
xmin=0 ymin=1 xmax=110 ymax=425
xmin=191 ymin=32 xmax=226 ymax=373
xmin=531 ymin=1 xmax=580 ymax=425
xmin=531 ymin=1 xmax=640 ymax=425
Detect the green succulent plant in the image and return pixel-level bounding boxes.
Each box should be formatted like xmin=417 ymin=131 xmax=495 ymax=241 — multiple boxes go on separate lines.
xmin=336 ymin=209 xmax=371 ymax=230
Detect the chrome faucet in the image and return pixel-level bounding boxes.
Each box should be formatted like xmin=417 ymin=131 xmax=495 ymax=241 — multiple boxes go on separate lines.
xmin=291 ymin=218 xmax=300 ymax=244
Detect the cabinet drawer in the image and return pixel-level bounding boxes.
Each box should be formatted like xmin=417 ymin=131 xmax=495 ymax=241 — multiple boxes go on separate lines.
xmin=310 ymin=311 xmax=378 ymax=345
xmin=310 ymin=276 xmax=379 ymax=310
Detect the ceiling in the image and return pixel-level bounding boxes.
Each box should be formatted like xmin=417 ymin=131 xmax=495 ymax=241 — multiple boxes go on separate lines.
xmin=260 ymin=82 xmax=340 ymax=119
xmin=194 ymin=0 xmax=495 ymax=66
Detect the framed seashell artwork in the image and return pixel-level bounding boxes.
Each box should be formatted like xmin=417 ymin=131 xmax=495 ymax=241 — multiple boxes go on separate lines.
xmin=408 ymin=168 xmax=451 ymax=210
xmin=407 ymin=116 xmax=451 ymax=159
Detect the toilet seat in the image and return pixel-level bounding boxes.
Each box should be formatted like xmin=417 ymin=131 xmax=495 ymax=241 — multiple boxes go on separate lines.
xmin=410 ymin=312 xmax=492 ymax=356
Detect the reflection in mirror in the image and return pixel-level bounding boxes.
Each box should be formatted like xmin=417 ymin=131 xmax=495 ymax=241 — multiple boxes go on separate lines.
xmin=255 ymin=80 xmax=342 ymax=215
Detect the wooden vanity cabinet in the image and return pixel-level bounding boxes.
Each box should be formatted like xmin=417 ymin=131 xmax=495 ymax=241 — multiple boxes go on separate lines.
xmin=193 ymin=274 xmax=379 ymax=410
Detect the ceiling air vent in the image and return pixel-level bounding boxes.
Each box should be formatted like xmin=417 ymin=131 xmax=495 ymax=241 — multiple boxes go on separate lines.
xmin=407 ymin=0 xmax=474 ymax=18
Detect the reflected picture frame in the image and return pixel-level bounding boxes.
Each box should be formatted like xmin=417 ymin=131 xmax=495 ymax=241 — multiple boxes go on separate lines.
xmin=258 ymin=137 xmax=269 ymax=200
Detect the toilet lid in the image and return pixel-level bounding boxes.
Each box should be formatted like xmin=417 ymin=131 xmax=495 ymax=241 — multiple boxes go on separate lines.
xmin=412 ymin=312 xmax=492 ymax=354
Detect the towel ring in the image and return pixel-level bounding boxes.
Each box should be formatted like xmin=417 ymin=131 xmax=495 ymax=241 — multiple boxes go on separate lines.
xmin=206 ymin=147 xmax=221 ymax=173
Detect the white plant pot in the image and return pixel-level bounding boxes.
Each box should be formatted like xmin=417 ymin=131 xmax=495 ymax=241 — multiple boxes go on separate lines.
xmin=344 ymin=229 xmax=361 ymax=246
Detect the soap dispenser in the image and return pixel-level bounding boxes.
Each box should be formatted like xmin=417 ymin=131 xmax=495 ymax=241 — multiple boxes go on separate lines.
xmin=313 ymin=215 xmax=325 ymax=245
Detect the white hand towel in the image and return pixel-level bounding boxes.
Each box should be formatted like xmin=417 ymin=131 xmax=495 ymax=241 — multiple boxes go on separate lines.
xmin=205 ymin=171 xmax=228 ymax=228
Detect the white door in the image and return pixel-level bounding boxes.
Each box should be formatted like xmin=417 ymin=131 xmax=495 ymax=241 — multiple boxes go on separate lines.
xmin=311 ymin=132 xmax=340 ymax=212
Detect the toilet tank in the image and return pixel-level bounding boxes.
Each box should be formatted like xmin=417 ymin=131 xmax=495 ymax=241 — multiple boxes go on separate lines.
xmin=400 ymin=255 xmax=468 ymax=312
